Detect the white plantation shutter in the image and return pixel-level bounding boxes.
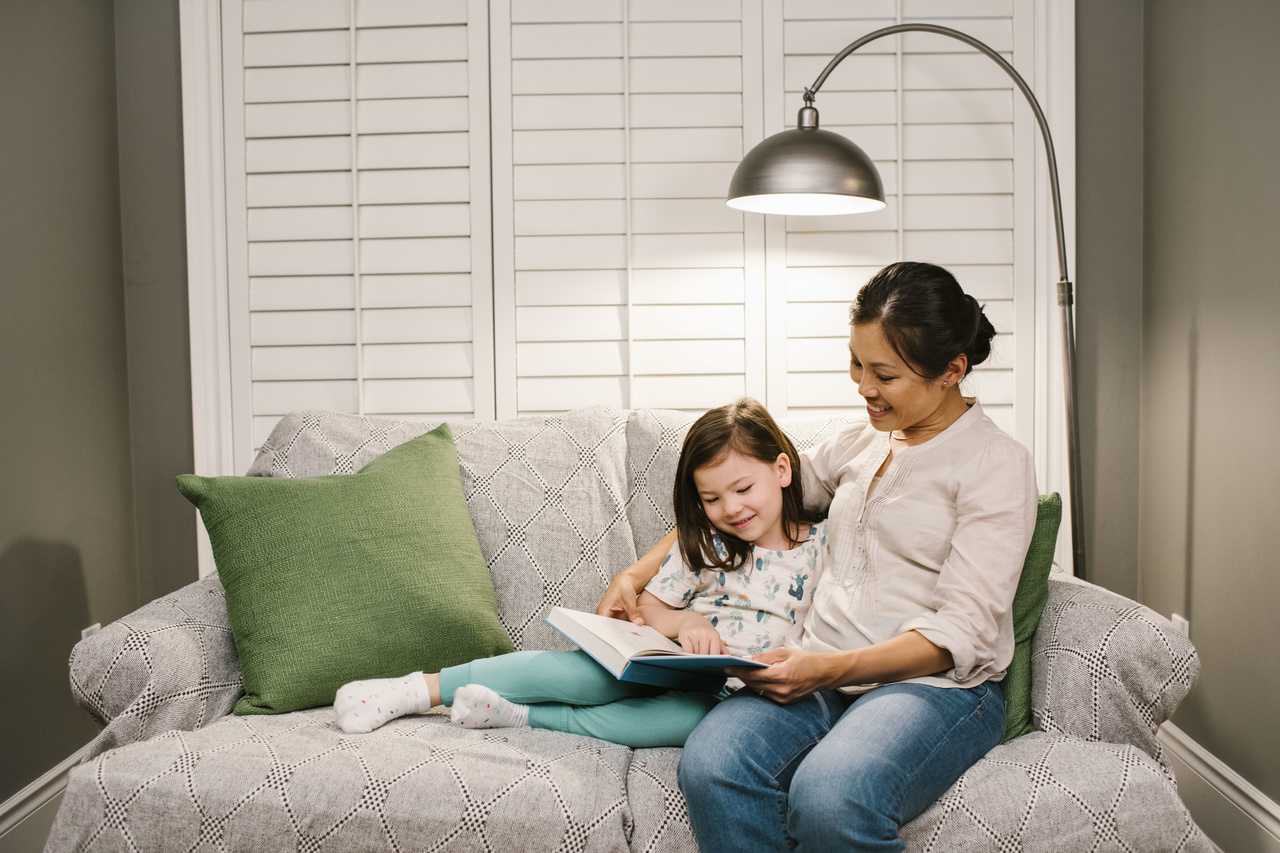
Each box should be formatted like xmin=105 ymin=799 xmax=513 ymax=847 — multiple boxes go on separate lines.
xmin=224 ymin=0 xmax=493 ymax=466
xmin=770 ymin=0 xmax=1034 ymax=436
xmin=193 ymin=0 xmax=1067 ymax=476
xmin=490 ymin=0 xmax=764 ymax=417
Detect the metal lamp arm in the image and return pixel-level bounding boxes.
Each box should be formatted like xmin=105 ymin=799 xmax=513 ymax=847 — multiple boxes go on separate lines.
xmin=807 ymin=23 xmax=1069 ymax=285
xmin=808 ymin=23 xmax=1085 ymax=577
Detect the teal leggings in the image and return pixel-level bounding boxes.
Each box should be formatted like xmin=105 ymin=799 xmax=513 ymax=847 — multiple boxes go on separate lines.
xmin=439 ymin=650 xmax=724 ymax=748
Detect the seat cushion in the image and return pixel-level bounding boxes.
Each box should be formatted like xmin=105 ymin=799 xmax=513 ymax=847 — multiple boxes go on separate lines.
xmin=627 ymin=735 xmax=1213 ymax=853
xmin=48 ymin=709 xmax=635 ymax=853
xmin=900 ymin=732 xmax=1214 ymax=851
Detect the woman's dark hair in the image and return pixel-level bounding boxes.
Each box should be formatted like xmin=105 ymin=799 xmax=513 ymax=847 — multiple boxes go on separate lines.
xmin=673 ymin=398 xmax=816 ymax=572
xmin=850 ymin=261 xmax=996 ymax=379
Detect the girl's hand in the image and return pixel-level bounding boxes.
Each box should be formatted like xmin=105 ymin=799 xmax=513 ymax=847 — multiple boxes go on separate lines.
xmin=677 ymin=619 xmax=726 ymax=656
xmin=730 ymin=648 xmax=840 ymax=704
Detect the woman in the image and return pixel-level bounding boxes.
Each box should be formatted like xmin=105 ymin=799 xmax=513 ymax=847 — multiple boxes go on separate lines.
xmin=599 ymin=261 xmax=1037 ymax=852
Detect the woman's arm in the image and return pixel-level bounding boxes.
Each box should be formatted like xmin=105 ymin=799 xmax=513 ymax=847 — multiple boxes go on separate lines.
xmin=595 ymin=529 xmax=677 ymax=624
xmin=732 ymin=631 xmax=953 ymax=704
xmin=634 ymin=591 xmax=726 ymax=655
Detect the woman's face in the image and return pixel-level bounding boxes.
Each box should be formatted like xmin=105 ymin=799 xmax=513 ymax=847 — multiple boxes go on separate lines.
xmin=848 ymin=320 xmax=954 ymax=434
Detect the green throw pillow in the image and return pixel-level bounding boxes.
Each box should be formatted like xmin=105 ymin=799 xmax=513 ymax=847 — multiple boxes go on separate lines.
xmin=177 ymin=424 xmax=514 ymax=715
xmin=1001 ymin=492 xmax=1063 ymax=742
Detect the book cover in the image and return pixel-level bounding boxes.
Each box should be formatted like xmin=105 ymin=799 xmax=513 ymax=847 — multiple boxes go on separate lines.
xmin=544 ymin=606 xmax=767 ymax=690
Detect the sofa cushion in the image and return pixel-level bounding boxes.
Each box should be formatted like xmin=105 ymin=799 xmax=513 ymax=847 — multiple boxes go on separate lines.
xmin=48 ymin=710 xmax=636 ymax=853
xmin=1001 ymin=492 xmax=1063 ymax=741
xmin=899 ymin=732 xmax=1213 ymax=851
xmin=177 ymin=424 xmax=513 ymax=715
xmin=248 ymin=407 xmax=638 ymax=653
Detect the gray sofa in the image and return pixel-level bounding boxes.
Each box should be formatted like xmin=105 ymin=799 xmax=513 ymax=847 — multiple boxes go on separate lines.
xmin=47 ymin=407 xmax=1212 ymax=852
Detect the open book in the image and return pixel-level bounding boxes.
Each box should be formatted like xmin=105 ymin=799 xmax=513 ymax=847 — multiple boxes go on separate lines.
xmin=545 ymin=606 xmax=768 ymax=690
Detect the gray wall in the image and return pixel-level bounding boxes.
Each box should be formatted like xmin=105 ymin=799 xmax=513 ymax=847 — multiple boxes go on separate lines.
xmin=0 ymin=0 xmax=195 ymax=804
xmin=115 ymin=0 xmax=199 ymax=605
xmin=1078 ymin=0 xmax=1280 ymax=804
xmin=1075 ymin=2 xmax=1145 ymax=600
xmin=1140 ymin=0 xmax=1280 ymax=803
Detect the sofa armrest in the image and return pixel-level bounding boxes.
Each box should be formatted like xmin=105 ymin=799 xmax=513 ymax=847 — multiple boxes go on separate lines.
xmin=70 ymin=575 xmax=243 ymax=760
xmin=1031 ymin=574 xmax=1199 ymax=769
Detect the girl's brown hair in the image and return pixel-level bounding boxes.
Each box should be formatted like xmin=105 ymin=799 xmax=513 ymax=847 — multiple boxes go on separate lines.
xmin=673 ymin=398 xmax=816 ymax=572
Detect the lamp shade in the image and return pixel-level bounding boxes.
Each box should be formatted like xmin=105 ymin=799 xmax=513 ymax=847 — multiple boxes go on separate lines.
xmin=726 ymin=107 xmax=886 ymax=216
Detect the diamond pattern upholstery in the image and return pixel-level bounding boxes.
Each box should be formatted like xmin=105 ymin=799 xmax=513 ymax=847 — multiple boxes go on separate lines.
xmin=901 ymin=733 xmax=1209 ymax=851
xmin=68 ymin=575 xmax=241 ymax=762
xmin=1031 ymin=573 xmax=1199 ymax=774
xmin=49 ymin=408 xmax=1212 ymax=852
xmin=55 ymin=710 xmax=634 ymax=853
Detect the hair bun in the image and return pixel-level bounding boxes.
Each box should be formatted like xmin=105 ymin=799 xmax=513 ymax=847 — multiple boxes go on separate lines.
xmin=966 ymin=295 xmax=996 ymax=368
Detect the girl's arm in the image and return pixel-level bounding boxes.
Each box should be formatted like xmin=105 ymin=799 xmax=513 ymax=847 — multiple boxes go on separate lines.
xmin=634 ymin=591 xmax=726 ymax=656
xmin=595 ymin=529 xmax=677 ymax=624
xmin=732 ymin=631 xmax=953 ymax=704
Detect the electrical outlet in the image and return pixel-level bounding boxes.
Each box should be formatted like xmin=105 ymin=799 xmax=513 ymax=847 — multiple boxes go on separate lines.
xmin=1171 ymin=613 xmax=1190 ymax=638
xmin=81 ymin=623 xmax=101 ymax=641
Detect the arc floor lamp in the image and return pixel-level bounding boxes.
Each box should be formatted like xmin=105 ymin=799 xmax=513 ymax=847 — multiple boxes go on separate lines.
xmin=727 ymin=23 xmax=1083 ymax=578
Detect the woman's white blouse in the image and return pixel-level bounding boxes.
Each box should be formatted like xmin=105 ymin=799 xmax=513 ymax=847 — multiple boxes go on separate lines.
xmin=798 ymin=400 xmax=1038 ymax=692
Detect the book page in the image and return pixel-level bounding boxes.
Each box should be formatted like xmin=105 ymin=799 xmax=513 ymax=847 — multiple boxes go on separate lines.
xmin=554 ymin=609 xmax=684 ymax=659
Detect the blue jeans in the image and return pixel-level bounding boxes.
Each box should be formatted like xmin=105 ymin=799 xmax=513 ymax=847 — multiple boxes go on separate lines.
xmin=678 ymin=681 xmax=1004 ymax=853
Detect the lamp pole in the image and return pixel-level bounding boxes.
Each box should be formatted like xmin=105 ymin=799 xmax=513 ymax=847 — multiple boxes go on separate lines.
xmin=804 ymin=24 xmax=1084 ymax=578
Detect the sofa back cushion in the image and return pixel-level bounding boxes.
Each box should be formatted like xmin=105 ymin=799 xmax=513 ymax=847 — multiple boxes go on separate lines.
xmin=249 ymin=407 xmax=637 ymax=652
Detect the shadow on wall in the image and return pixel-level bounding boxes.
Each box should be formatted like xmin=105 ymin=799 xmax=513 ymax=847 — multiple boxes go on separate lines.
xmin=0 ymin=539 xmax=101 ymax=803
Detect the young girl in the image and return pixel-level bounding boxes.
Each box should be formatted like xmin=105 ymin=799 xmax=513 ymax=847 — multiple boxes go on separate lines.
xmin=333 ymin=398 xmax=829 ymax=748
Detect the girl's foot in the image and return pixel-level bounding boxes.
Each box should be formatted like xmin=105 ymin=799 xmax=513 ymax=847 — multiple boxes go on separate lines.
xmin=334 ymin=673 xmax=434 ymax=733
xmin=449 ymin=684 xmax=529 ymax=730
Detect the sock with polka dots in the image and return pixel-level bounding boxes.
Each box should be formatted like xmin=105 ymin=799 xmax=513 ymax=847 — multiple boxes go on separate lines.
xmin=449 ymin=684 xmax=530 ymax=730
xmin=334 ymin=673 xmax=434 ymax=734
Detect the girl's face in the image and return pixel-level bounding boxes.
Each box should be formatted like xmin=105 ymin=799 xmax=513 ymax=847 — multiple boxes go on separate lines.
xmin=692 ymin=450 xmax=792 ymax=552
xmin=849 ymin=319 xmax=961 ymax=434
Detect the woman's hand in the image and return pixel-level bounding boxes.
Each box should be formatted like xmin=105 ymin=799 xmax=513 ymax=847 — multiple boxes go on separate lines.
xmin=595 ymin=529 xmax=677 ymax=624
xmin=730 ymin=648 xmax=842 ymax=704
xmin=597 ymin=571 xmax=646 ymax=625
xmin=730 ymin=631 xmax=955 ymax=704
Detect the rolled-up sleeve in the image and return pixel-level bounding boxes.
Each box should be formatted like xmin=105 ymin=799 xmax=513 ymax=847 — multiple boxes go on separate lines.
xmin=900 ymin=440 xmax=1037 ymax=681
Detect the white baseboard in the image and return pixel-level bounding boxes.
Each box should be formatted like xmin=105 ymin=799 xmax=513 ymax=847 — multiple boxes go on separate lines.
xmin=1160 ymin=722 xmax=1280 ymax=853
xmin=0 ymin=745 xmax=89 ymax=850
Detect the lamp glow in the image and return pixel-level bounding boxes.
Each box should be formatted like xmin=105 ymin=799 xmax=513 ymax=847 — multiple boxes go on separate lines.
xmin=727 ymin=193 xmax=887 ymax=216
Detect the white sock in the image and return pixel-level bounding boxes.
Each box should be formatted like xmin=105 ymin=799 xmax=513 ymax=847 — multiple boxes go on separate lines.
xmin=449 ymin=684 xmax=529 ymax=730
xmin=334 ymin=672 xmax=435 ymax=734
